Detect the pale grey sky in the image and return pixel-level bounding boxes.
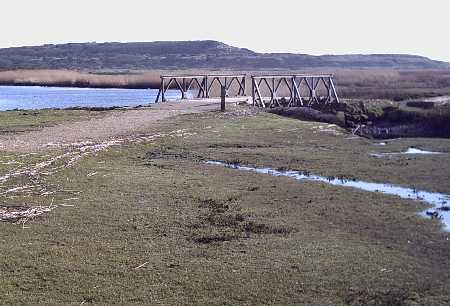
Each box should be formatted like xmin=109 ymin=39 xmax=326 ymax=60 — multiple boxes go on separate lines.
xmin=1 ymin=0 xmax=449 ymax=61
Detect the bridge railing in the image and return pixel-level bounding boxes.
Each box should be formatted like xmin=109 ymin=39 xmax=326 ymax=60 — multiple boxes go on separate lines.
xmin=155 ymin=74 xmax=246 ymax=103
xmin=251 ymin=74 xmax=340 ymax=108
xmin=155 ymin=74 xmax=340 ymax=107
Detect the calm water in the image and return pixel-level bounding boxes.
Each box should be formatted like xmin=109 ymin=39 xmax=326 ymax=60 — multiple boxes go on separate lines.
xmin=0 ymin=86 xmax=183 ymax=110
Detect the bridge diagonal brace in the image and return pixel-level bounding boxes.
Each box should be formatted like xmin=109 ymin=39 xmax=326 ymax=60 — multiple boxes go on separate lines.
xmin=290 ymin=78 xmax=304 ymax=107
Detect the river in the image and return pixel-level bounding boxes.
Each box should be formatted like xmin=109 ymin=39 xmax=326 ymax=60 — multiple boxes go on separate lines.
xmin=0 ymin=86 xmax=182 ymax=110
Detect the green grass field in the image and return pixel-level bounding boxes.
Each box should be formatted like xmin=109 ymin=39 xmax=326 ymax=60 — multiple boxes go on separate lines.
xmin=0 ymin=106 xmax=449 ymax=305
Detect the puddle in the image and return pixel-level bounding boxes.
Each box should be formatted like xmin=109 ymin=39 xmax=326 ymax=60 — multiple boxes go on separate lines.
xmin=206 ymin=161 xmax=450 ymax=231
xmin=404 ymin=148 xmax=442 ymax=154
xmin=370 ymin=147 xmax=444 ymax=158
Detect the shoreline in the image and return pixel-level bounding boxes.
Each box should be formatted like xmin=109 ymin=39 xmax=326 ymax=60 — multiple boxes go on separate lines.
xmin=2 ymin=68 xmax=450 ymax=101
xmin=0 ymin=81 xmax=159 ymax=90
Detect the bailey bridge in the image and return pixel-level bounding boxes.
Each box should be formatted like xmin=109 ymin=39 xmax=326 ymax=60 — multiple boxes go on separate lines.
xmin=155 ymin=74 xmax=339 ymax=107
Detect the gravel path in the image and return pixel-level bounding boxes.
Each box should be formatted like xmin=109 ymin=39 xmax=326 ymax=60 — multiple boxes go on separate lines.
xmin=0 ymin=99 xmax=237 ymax=152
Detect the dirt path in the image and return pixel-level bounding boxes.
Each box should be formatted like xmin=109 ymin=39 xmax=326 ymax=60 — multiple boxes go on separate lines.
xmin=0 ymin=99 xmax=237 ymax=152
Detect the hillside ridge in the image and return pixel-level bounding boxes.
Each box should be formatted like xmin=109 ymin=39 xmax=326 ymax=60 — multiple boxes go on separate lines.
xmin=0 ymin=40 xmax=448 ymax=70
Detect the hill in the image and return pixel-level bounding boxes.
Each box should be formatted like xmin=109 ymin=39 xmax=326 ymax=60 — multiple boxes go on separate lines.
xmin=0 ymin=40 xmax=448 ymax=70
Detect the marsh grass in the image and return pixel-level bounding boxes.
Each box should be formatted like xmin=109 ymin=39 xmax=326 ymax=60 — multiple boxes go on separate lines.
xmin=0 ymin=106 xmax=449 ymax=304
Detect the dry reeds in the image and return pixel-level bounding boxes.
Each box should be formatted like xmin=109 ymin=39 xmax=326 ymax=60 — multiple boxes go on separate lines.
xmin=1 ymin=68 xmax=449 ymax=100
xmin=0 ymin=69 xmax=161 ymax=89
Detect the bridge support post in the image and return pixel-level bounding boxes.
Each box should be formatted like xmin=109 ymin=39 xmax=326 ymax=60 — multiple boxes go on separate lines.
xmin=221 ymin=86 xmax=226 ymax=112
xmin=161 ymin=78 xmax=166 ymax=102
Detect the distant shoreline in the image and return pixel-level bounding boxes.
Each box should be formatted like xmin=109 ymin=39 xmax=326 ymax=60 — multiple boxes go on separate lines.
xmin=0 ymin=82 xmax=157 ymax=90
xmin=1 ymin=68 xmax=450 ymax=101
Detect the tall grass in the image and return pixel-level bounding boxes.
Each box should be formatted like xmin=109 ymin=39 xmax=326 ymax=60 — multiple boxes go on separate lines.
xmin=0 ymin=70 xmax=161 ymax=89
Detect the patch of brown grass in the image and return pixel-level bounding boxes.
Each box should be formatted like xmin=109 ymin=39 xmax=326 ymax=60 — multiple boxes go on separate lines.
xmin=0 ymin=69 xmax=161 ymax=89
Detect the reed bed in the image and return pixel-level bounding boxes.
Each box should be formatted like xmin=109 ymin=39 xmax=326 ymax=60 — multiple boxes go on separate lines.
xmin=1 ymin=68 xmax=449 ymax=100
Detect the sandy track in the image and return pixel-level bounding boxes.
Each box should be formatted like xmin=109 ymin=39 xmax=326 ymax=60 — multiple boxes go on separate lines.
xmin=0 ymin=99 xmax=233 ymax=152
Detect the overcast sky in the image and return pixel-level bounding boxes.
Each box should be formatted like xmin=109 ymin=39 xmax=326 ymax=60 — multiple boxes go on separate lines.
xmin=1 ymin=0 xmax=449 ymax=61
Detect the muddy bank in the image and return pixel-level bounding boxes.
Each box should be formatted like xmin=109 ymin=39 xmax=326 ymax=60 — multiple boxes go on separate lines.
xmin=268 ymin=99 xmax=450 ymax=139
xmin=345 ymin=100 xmax=450 ymax=138
xmin=268 ymin=107 xmax=345 ymax=126
xmin=356 ymin=122 xmax=450 ymax=139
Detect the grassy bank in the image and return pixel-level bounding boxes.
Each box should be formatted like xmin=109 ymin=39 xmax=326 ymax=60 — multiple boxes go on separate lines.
xmin=0 ymin=106 xmax=449 ymax=305
xmin=0 ymin=109 xmax=105 ymax=134
xmin=269 ymin=98 xmax=450 ymax=139
xmin=343 ymin=99 xmax=450 ymax=138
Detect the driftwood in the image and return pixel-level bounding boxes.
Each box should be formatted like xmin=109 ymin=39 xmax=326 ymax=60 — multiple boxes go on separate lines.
xmin=0 ymin=128 xmax=196 ymax=225
xmin=0 ymin=204 xmax=56 ymax=223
